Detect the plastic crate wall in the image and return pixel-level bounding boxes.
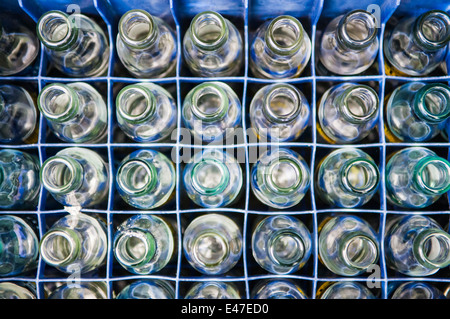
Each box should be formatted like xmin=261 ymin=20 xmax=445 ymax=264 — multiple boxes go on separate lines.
xmin=1 ymin=0 xmax=450 ymax=299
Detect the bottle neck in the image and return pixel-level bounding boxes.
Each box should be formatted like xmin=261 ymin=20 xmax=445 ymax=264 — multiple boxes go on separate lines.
xmin=41 ymin=156 xmax=84 ymax=195
xmin=40 ymin=227 xmax=82 ymax=267
xmin=264 ymin=15 xmax=305 ymax=56
xmin=339 ymin=232 xmax=378 ymax=271
xmin=413 ymin=10 xmax=450 ymax=51
xmin=191 ymin=158 xmax=230 ymax=196
xmin=38 ymin=83 xmax=80 ymax=123
xmin=116 ymin=85 xmax=156 ymax=124
xmin=117 ymin=158 xmax=157 ymax=196
xmin=336 ymin=10 xmax=377 ymax=50
xmin=413 ymin=228 xmax=450 ymax=269
xmin=262 ymin=84 xmax=302 ymax=124
xmin=268 ymin=230 xmax=305 ymax=267
xmin=37 ymin=10 xmax=78 ymax=51
xmin=190 ymin=11 xmax=229 ymax=51
xmin=413 ymin=83 xmax=450 ymax=123
xmin=337 ymin=85 xmax=379 ymax=124
xmin=114 ymin=228 xmax=156 ymax=267
xmin=412 ymin=156 xmax=450 ymax=195
xmin=193 ymin=231 xmax=229 ymax=267
xmin=339 ymin=158 xmax=380 ymax=196
xmin=119 ymin=9 xmax=158 ymax=49
xmin=264 ymin=156 xmax=303 ymax=195
xmin=189 ymin=82 xmax=229 ymax=122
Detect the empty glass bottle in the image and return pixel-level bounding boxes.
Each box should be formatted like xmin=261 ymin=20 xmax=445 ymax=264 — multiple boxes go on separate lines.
xmin=116 ymin=280 xmax=175 ymax=299
xmin=251 ymin=279 xmax=307 ymax=299
xmin=40 ymin=212 xmax=107 ymax=274
xmin=37 ymin=10 xmax=109 ymax=77
xmin=113 ymin=215 xmax=175 ymax=275
xmin=117 ymin=9 xmax=177 ymax=78
xmin=391 ymin=282 xmax=446 ymax=299
xmin=38 ymin=82 xmax=107 ymax=143
xmin=116 ymin=83 xmax=176 ymax=143
xmin=116 ymin=149 xmax=175 ymax=209
xmin=252 ymin=215 xmax=312 ymax=274
xmin=183 ymin=11 xmax=243 ymax=77
xmin=250 ymin=83 xmax=310 ymax=142
xmin=0 ymin=85 xmax=37 ymax=144
xmin=0 ymin=282 xmax=36 ymax=299
xmin=185 ymin=282 xmax=241 ymax=299
xmin=386 ymin=82 xmax=450 ymax=142
xmin=183 ymin=214 xmax=242 ymax=275
xmin=385 ymin=215 xmax=450 ymax=277
xmin=317 ymin=83 xmax=379 ymax=144
xmin=317 ymin=282 xmax=376 ymax=299
xmin=319 ymin=10 xmax=379 ymax=75
xmin=183 ymin=149 xmax=242 ymax=208
xmin=251 ymin=148 xmax=310 ymax=209
xmin=40 ymin=147 xmax=109 ymax=207
xmin=182 ymin=82 xmax=241 ymax=143
xmin=319 ymin=215 xmax=379 ymax=276
xmin=384 ymin=10 xmax=450 ymax=76
xmin=0 ymin=16 xmax=39 ymax=76
xmin=48 ymin=282 xmax=108 ymax=299
xmin=0 ymin=215 xmax=39 ymax=277
xmin=316 ymin=148 xmax=380 ymax=208
xmin=0 ymin=149 xmax=40 ymax=209
xmin=250 ymin=15 xmax=311 ymax=79
xmin=385 ymin=147 xmax=450 ymax=209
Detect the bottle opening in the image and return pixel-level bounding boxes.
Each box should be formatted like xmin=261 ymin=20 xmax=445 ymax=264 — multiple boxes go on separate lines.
xmin=117 ymin=159 xmax=156 ymax=195
xmin=37 ymin=11 xmax=75 ymax=49
xmin=193 ymin=232 xmax=228 ymax=267
xmin=417 ymin=10 xmax=450 ymax=49
xmin=117 ymin=86 xmax=156 ymax=123
xmin=191 ymin=11 xmax=227 ymax=50
xmin=343 ymin=235 xmax=378 ymax=270
xmin=342 ymin=159 xmax=379 ymax=195
xmin=415 ymin=158 xmax=450 ymax=195
xmin=267 ymin=158 xmax=302 ymax=193
xmin=41 ymin=157 xmax=82 ymax=194
xmin=119 ymin=10 xmax=156 ymax=48
xmin=190 ymin=83 xmax=228 ymax=122
xmin=115 ymin=230 xmax=155 ymax=266
xmin=415 ymin=84 xmax=450 ymax=122
xmin=266 ymin=15 xmax=303 ymax=55
xmin=38 ymin=84 xmax=77 ymax=122
xmin=41 ymin=230 xmax=79 ymax=266
xmin=191 ymin=159 xmax=229 ymax=195
xmin=422 ymin=232 xmax=450 ymax=267
xmin=264 ymin=84 xmax=301 ymax=123
xmin=338 ymin=10 xmax=377 ymax=49
xmin=269 ymin=231 xmax=304 ymax=266
xmin=341 ymin=86 xmax=379 ymax=123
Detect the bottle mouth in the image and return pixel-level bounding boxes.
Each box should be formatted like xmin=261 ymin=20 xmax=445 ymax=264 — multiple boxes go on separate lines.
xmin=340 ymin=85 xmax=379 ymax=124
xmin=40 ymin=228 xmax=81 ymax=267
xmin=193 ymin=231 xmax=229 ymax=267
xmin=414 ymin=157 xmax=450 ymax=195
xmin=414 ymin=229 xmax=450 ymax=269
xmin=191 ymin=158 xmax=230 ymax=196
xmin=265 ymin=15 xmax=304 ymax=55
xmin=114 ymin=229 xmax=156 ymax=267
xmin=189 ymin=82 xmax=229 ymax=122
xmin=340 ymin=158 xmax=380 ymax=195
xmin=415 ymin=10 xmax=450 ymax=50
xmin=337 ymin=10 xmax=378 ymax=50
xmin=38 ymin=83 xmax=79 ymax=123
xmin=119 ymin=9 xmax=157 ymax=48
xmin=266 ymin=156 xmax=303 ymax=194
xmin=414 ymin=84 xmax=450 ymax=123
xmin=268 ymin=230 xmax=305 ymax=267
xmin=341 ymin=233 xmax=378 ymax=270
xmin=190 ymin=11 xmax=228 ymax=50
xmin=41 ymin=156 xmax=83 ymax=195
xmin=117 ymin=159 xmax=157 ymax=196
xmin=116 ymin=85 xmax=156 ymax=124
xmin=263 ymin=84 xmax=302 ymax=124
xmin=37 ymin=10 xmax=77 ymax=50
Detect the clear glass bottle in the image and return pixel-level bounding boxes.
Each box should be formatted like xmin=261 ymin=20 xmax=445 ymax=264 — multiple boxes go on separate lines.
xmin=182 ymin=81 xmax=241 ymax=143
xmin=385 ymin=215 xmax=450 ymax=277
xmin=36 ymin=10 xmax=109 ymax=77
xmin=249 ymin=83 xmax=310 ymax=142
xmin=113 ymin=215 xmax=175 ymax=275
xmin=0 ymin=215 xmax=39 ymax=277
xmin=38 ymin=82 xmax=107 ymax=143
xmin=251 ymin=279 xmax=307 ymax=299
xmin=40 ymin=212 xmax=107 ymax=274
xmin=183 ymin=214 xmax=242 ymax=275
xmin=0 ymin=85 xmax=37 ymax=144
xmin=116 ymin=83 xmax=176 ymax=143
xmin=385 ymin=147 xmax=450 ymax=209
xmin=116 ymin=280 xmax=175 ymax=299
xmin=40 ymin=147 xmax=109 ymax=208
xmin=116 ymin=9 xmax=177 ymax=78
xmin=391 ymin=282 xmax=446 ymax=299
xmin=116 ymin=149 xmax=175 ymax=209
xmin=183 ymin=149 xmax=243 ymax=208
xmin=252 ymin=215 xmax=312 ymax=274
xmin=318 ymin=215 xmax=379 ymax=276
xmin=317 ymin=282 xmax=376 ymax=299
xmin=48 ymin=282 xmax=108 ymax=299
xmin=317 ymin=83 xmax=379 ymax=144
xmin=183 ymin=11 xmax=243 ymax=77
xmin=0 ymin=17 xmax=39 ymax=75
xmin=386 ymin=82 xmax=450 ymax=142
xmin=185 ymin=282 xmax=241 ymax=299
xmin=0 ymin=149 xmax=40 ymax=209
xmin=316 ymin=148 xmax=380 ymax=208
xmin=0 ymin=282 xmax=36 ymax=299
xmin=251 ymin=148 xmax=310 ymax=209
xmin=319 ymin=10 xmax=379 ymax=75
xmin=384 ymin=10 xmax=450 ymax=76
xmin=250 ymin=15 xmax=311 ymax=79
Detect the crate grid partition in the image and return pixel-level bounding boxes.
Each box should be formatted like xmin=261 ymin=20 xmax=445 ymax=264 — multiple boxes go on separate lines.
xmin=1 ymin=0 xmax=450 ymax=299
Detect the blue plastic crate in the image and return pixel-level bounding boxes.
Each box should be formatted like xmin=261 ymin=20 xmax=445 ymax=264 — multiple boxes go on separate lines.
xmin=1 ymin=0 xmax=450 ymax=299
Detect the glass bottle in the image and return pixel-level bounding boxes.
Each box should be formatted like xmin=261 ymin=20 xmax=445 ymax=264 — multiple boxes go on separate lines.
xmin=36 ymin=10 xmax=109 ymax=77
xmin=116 ymin=280 xmax=175 ymax=299
xmin=48 ymin=282 xmax=108 ymax=299
xmin=113 ymin=215 xmax=175 ymax=275
xmin=183 ymin=11 xmax=243 ymax=77
xmin=251 ymin=148 xmax=310 ymax=209
xmin=0 ymin=16 xmax=39 ymax=76
xmin=249 ymin=83 xmax=310 ymax=142
xmin=0 ymin=85 xmax=37 ymax=144
xmin=317 ymin=282 xmax=376 ymax=299
xmin=38 ymin=82 xmax=107 ymax=143
xmin=183 ymin=149 xmax=243 ymax=208
xmin=385 ymin=147 xmax=450 ymax=209
xmin=185 ymin=282 xmax=241 ymax=299
xmin=252 ymin=215 xmax=312 ymax=274
xmin=319 ymin=10 xmax=379 ymax=75
xmin=316 ymin=148 xmax=380 ymax=208
xmin=385 ymin=215 xmax=450 ymax=277
xmin=250 ymin=15 xmax=311 ymax=79
xmin=116 ymin=9 xmax=177 ymax=78
xmin=182 ymin=81 xmax=241 ymax=143
xmin=40 ymin=147 xmax=109 ymax=208
xmin=116 ymin=83 xmax=176 ymax=143
xmin=0 ymin=282 xmax=36 ymax=299
xmin=391 ymin=282 xmax=446 ymax=299
xmin=0 ymin=149 xmax=40 ymax=209
xmin=386 ymin=82 xmax=450 ymax=142
xmin=251 ymin=279 xmax=307 ymax=299
xmin=0 ymin=215 xmax=39 ymax=277
xmin=317 ymin=83 xmax=379 ymax=144
xmin=183 ymin=214 xmax=242 ymax=275
xmin=116 ymin=149 xmax=175 ymax=209
xmin=318 ymin=215 xmax=379 ymax=276
xmin=384 ymin=10 xmax=450 ymax=76
xmin=40 ymin=212 xmax=107 ymax=274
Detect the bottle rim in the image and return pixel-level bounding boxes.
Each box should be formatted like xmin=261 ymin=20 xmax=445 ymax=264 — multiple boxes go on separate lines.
xmin=37 ymin=10 xmax=78 ymax=50
xmin=38 ymin=83 xmax=80 ymax=123
xmin=268 ymin=230 xmax=305 ymax=267
xmin=413 ymin=156 xmax=450 ymax=195
xmin=116 ymin=84 xmax=156 ymax=124
xmin=40 ymin=228 xmax=81 ymax=267
xmin=337 ymin=10 xmax=378 ymax=50
xmin=265 ymin=15 xmax=305 ymax=56
xmin=119 ymin=9 xmax=158 ymax=49
xmin=114 ymin=228 xmax=156 ymax=267
xmin=339 ymin=84 xmax=379 ymax=124
xmin=413 ymin=228 xmax=450 ymax=269
xmin=340 ymin=232 xmax=379 ymax=270
xmin=262 ymin=83 xmax=303 ymax=124
xmin=340 ymin=157 xmax=380 ymax=195
xmin=116 ymin=158 xmax=157 ymax=196
xmin=190 ymin=158 xmax=230 ymax=196
xmin=41 ymin=156 xmax=83 ymax=195
xmin=414 ymin=10 xmax=450 ymax=50
xmin=414 ymin=83 xmax=450 ymax=123
xmin=192 ymin=231 xmax=230 ymax=268
xmin=189 ymin=11 xmax=229 ymax=51
xmin=264 ymin=156 xmax=304 ymax=194
xmin=189 ymin=82 xmax=229 ymax=122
